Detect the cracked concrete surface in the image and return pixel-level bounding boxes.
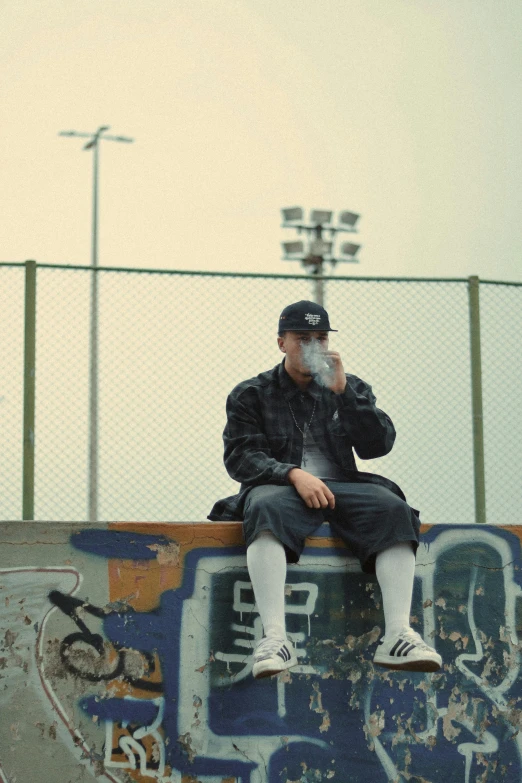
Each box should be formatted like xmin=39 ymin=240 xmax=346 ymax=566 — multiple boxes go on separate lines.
xmin=1 ymin=521 xmax=522 ymax=782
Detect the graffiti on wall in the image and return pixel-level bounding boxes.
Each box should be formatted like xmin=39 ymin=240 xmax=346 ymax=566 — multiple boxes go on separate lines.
xmin=1 ymin=522 xmax=522 ymax=783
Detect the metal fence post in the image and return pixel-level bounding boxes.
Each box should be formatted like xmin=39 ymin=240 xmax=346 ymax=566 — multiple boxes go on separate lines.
xmin=468 ymin=275 xmax=486 ymax=524
xmin=23 ymin=259 xmax=37 ymax=520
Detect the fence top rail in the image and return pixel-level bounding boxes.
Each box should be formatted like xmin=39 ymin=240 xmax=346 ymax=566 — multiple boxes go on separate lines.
xmin=1 ymin=260 xmax=521 ymax=286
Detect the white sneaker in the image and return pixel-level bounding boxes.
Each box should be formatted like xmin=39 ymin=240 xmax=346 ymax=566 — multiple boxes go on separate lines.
xmin=252 ymin=635 xmax=298 ymax=679
xmin=373 ymin=627 xmax=442 ymax=672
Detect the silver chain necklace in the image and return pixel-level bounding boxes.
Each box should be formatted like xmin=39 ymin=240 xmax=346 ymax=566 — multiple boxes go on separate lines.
xmin=287 ymin=397 xmax=317 ymax=436
xmin=288 ymin=397 xmax=316 ymax=467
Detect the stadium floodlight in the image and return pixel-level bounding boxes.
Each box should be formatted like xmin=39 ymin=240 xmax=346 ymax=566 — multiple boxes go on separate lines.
xmin=339 ymin=211 xmax=360 ymax=228
xmin=280 ymin=204 xmax=361 ymax=305
xmin=340 ymin=242 xmax=361 ymax=259
xmin=282 ymin=240 xmax=305 ymax=256
xmin=310 ymin=239 xmax=333 ymax=256
xmin=310 ymin=209 xmax=333 ymax=225
xmin=281 ymin=207 xmax=303 ymax=223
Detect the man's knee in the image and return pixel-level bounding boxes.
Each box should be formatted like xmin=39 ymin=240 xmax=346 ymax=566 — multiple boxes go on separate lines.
xmin=245 ymin=485 xmax=295 ymax=516
xmin=248 ymin=529 xmax=281 ymax=547
xmin=370 ymin=486 xmax=410 ymax=515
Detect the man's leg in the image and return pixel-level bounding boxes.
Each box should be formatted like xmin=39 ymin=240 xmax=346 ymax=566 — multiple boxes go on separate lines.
xmin=327 ymin=482 xmax=442 ymax=672
xmin=373 ymin=541 xmax=441 ymax=670
xmin=246 ymin=530 xmax=287 ymax=639
xmin=243 ymin=484 xmax=324 ymax=678
xmin=375 ymin=541 xmax=415 ymax=638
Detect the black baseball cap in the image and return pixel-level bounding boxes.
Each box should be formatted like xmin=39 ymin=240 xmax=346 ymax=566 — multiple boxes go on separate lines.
xmin=278 ymin=300 xmax=338 ymax=334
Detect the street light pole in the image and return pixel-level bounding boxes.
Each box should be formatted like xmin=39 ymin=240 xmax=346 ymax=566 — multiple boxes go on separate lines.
xmin=59 ymin=126 xmax=133 ymax=523
xmin=89 ymin=135 xmax=100 ymax=525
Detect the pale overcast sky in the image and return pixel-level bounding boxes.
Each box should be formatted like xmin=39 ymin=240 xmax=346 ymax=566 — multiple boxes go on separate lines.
xmin=1 ymin=0 xmax=521 ymax=281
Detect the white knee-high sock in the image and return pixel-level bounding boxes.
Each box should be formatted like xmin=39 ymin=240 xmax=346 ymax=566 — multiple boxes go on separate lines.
xmin=375 ymin=542 xmax=415 ymax=639
xmin=246 ymin=530 xmax=287 ymax=638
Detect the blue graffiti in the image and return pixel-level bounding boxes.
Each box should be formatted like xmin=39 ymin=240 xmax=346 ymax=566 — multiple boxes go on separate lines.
xmin=80 ymin=696 xmax=159 ymax=725
xmin=65 ymin=525 xmax=522 ymax=782
xmin=71 ymin=529 xmax=172 ymax=560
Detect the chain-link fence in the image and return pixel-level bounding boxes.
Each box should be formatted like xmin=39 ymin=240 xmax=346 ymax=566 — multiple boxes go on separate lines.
xmin=1 ymin=262 xmax=520 ymax=525
xmin=0 ymin=266 xmax=25 ymax=520
xmin=481 ymin=283 xmax=522 ymax=524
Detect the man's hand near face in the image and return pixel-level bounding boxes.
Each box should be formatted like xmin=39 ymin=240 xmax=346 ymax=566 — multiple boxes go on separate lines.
xmin=323 ymin=350 xmax=347 ymax=394
xmin=287 ymin=468 xmax=336 ymax=510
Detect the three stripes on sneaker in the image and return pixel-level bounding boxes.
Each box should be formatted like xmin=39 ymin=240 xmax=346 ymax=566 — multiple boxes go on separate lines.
xmin=276 ymin=644 xmax=292 ymax=662
xmin=387 ymin=637 xmax=417 ymax=658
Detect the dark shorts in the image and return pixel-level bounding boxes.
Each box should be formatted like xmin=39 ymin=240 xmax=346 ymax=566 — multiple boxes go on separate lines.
xmin=243 ymin=481 xmax=420 ymax=574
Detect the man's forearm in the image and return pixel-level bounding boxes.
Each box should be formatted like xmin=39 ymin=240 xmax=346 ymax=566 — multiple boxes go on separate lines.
xmin=224 ymin=447 xmax=298 ymax=486
xmin=336 ymin=378 xmax=395 ymax=458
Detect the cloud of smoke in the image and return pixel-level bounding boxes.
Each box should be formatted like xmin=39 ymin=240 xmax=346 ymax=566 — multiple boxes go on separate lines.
xmin=300 ymin=340 xmax=334 ymax=386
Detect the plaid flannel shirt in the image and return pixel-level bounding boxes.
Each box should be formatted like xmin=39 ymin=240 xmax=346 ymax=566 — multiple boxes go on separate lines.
xmin=208 ymin=359 xmax=405 ymax=521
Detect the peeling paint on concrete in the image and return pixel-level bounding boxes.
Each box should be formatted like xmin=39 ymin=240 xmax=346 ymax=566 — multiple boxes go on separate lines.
xmin=146 ymin=541 xmax=181 ymax=567
xmin=2 ymin=522 xmax=522 ymax=782
xmin=177 ymin=731 xmax=196 ymax=763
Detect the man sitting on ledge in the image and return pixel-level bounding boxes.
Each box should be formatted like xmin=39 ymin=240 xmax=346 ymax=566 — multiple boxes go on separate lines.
xmin=208 ymin=300 xmax=442 ymax=678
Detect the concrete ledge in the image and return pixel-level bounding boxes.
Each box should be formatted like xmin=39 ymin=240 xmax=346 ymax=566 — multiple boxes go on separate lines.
xmin=1 ymin=521 xmax=522 ymax=782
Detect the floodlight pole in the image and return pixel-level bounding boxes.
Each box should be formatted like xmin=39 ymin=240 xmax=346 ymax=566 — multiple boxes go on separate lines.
xmin=312 ymin=266 xmax=324 ymax=307
xmin=59 ymin=126 xmax=133 ymax=523
xmin=309 ymin=224 xmax=325 ymax=306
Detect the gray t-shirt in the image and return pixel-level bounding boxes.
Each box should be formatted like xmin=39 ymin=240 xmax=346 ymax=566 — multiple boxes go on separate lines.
xmin=301 ymin=428 xmax=346 ymax=481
